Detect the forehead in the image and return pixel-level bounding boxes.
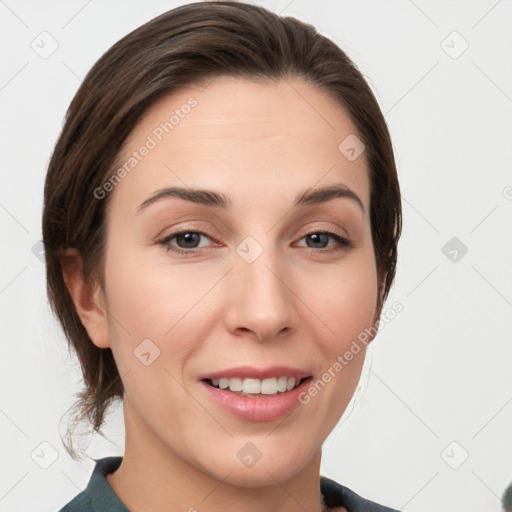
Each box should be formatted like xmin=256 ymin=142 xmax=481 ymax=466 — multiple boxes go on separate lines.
xmin=108 ymin=76 xmax=370 ymax=217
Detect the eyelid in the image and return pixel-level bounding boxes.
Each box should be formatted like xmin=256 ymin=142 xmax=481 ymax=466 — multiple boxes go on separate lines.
xmin=296 ymin=222 xmax=350 ymax=240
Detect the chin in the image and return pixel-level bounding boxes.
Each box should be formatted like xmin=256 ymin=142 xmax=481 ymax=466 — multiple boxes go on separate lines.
xmin=217 ymin=463 xmax=306 ymax=488
xmin=198 ymin=440 xmax=315 ymax=488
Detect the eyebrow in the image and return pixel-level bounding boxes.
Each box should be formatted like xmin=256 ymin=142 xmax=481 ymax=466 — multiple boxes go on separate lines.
xmin=136 ymin=184 xmax=365 ymax=214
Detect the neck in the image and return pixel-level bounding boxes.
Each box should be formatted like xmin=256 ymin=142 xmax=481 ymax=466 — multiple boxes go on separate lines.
xmin=107 ymin=400 xmax=329 ymax=512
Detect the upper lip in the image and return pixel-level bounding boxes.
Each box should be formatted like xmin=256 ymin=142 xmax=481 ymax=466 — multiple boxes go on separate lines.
xmin=199 ymin=365 xmax=311 ymax=381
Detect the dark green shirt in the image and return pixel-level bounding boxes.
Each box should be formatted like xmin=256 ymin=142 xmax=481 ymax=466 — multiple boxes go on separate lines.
xmin=58 ymin=457 xmax=400 ymax=511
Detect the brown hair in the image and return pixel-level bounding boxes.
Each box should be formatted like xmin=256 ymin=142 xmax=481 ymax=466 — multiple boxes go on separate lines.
xmin=42 ymin=0 xmax=401 ymax=459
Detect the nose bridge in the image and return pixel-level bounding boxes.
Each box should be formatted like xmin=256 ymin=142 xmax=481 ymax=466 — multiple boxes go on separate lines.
xmin=226 ymin=235 xmax=295 ymax=340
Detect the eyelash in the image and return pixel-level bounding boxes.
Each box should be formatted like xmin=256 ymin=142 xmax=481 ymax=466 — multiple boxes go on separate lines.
xmin=158 ymin=229 xmax=353 ymax=256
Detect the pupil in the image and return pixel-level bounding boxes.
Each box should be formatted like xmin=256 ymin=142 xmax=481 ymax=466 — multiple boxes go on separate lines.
xmin=308 ymin=233 xmax=328 ymax=248
xmin=177 ymin=232 xmax=200 ymax=248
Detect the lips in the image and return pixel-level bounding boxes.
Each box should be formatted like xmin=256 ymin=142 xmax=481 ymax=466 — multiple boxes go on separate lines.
xmin=198 ymin=366 xmax=313 ymax=421
xmin=198 ymin=365 xmax=310 ymax=381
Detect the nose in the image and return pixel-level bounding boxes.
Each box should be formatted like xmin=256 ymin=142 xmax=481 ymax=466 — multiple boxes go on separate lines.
xmin=224 ymin=244 xmax=297 ymax=342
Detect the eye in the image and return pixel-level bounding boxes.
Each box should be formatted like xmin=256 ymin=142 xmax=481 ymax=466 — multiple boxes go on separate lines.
xmin=296 ymin=231 xmax=352 ymax=252
xmin=159 ymin=230 xmax=215 ymax=254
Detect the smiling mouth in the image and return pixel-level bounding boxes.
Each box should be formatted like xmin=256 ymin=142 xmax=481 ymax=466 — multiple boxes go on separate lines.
xmin=203 ymin=376 xmax=310 ymax=397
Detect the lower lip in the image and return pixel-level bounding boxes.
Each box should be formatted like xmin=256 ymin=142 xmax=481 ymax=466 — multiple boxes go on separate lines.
xmin=199 ymin=378 xmax=312 ymax=422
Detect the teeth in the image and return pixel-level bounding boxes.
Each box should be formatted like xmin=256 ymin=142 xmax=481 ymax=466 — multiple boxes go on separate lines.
xmin=277 ymin=376 xmax=288 ymax=392
xmin=229 ymin=377 xmax=243 ymax=392
xmin=286 ymin=377 xmax=296 ymax=391
xmin=243 ymin=378 xmax=261 ymax=394
xmin=209 ymin=376 xmax=302 ymax=394
xmin=260 ymin=378 xmax=276 ymax=394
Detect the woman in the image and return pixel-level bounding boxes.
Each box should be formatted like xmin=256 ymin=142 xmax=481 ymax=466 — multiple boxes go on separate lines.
xmin=43 ymin=2 xmax=402 ymax=511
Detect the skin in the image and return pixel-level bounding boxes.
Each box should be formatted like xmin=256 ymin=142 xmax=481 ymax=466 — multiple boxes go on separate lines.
xmin=62 ymin=76 xmax=386 ymax=512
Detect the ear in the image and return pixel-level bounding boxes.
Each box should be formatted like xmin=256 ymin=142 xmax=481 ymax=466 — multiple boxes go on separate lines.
xmin=60 ymin=248 xmax=111 ymax=349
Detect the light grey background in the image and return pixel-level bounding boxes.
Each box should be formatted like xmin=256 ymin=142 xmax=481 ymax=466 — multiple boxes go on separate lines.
xmin=1 ymin=1 xmax=511 ymax=511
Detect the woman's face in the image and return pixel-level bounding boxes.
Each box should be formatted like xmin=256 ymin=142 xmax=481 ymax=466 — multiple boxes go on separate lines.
xmin=92 ymin=77 xmax=380 ymax=485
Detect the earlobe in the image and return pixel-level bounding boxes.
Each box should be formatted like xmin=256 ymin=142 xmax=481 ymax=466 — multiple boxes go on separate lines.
xmin=60 ymin=248 xmax=111 ymax=349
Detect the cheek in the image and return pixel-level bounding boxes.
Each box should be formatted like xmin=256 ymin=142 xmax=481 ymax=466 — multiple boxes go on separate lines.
xmin=301 ymin=253 xmax=377 ymax=397
xmin=304 ymin=250 xmax=378 ymax=350
xmin=102 ymin=240 xmax=228 ymax=369
xmin=101 ymin=248 xmax=216 ymax=421
xmin=280 ymin=255 xmax=378 ymax=458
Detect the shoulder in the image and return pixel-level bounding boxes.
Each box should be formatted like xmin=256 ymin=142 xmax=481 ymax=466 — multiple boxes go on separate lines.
xmin=321 ymin=476 xmax=402 ymax=512
xmin=57 ymin=492 xmax=94 ymax=512
xmin=56 ymin=456 xmax=126 ymax=512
